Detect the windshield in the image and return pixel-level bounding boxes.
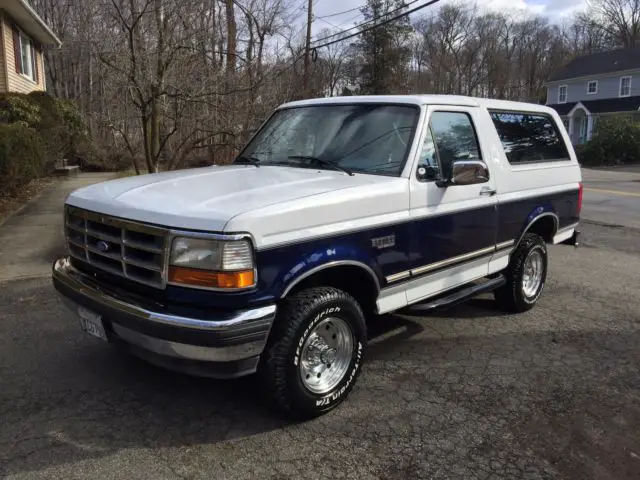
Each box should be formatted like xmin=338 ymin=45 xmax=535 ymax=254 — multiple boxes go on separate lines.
xmin=237 ymin=104 xmax=420 ymax=176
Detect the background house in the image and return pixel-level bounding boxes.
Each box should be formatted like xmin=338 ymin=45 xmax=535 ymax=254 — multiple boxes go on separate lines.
xmin=545 ymin=47 xmax=640 ymax=145
xmin=0 ymin=0 xmax=61 ymax=94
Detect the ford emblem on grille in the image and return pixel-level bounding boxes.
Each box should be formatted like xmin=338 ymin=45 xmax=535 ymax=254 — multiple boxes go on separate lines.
xmin=96 ymin=240 xmax=110 ymax=252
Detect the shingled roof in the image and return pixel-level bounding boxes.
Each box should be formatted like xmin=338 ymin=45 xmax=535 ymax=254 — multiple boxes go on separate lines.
xmin=548 ymin=96 xmax=640 ymax=116
xmin=548 ymin=47 xmax=640 ymax=82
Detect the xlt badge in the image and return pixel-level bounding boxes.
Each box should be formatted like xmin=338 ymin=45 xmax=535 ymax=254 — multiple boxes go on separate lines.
xmin=372 ymin=234 xmax=395 ymax=249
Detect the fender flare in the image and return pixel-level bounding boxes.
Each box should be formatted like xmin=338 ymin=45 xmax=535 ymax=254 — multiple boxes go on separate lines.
xmin=281 ymin=260 xmax=381 ymax=298
xmin=513 ymin=211 xmax=559 ymax=251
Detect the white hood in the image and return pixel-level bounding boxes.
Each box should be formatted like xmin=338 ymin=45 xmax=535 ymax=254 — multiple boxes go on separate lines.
xmin=66 ymin=165 xmax=408 ymax=246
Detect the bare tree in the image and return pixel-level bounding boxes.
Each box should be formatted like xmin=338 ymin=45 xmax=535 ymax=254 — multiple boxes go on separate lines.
xmin=588 ymin=0 xmax=640 ymax=48
xmin=30 ymin=0 xmax=629 ymax=175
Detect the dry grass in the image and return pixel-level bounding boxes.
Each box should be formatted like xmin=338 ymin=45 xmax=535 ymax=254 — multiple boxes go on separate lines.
xmin=0 ymin=177 xmax=56 ymax=226
xmin=114 ymin=168 xmax=137 ymax=178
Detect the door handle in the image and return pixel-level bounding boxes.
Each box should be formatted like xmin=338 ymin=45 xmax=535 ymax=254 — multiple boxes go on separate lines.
xmin=480 ymin=187 xmax=497 ymax=196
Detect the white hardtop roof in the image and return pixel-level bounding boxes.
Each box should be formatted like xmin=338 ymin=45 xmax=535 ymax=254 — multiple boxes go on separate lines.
xmin=279 ymin=95 xmax=555 ymax=114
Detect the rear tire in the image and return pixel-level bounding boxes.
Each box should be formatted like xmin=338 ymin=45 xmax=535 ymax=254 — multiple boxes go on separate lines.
xmin=259 ymin=287 xmax=367 ymax=420
xmin=494 ymin=233 xmax=548 ymax=313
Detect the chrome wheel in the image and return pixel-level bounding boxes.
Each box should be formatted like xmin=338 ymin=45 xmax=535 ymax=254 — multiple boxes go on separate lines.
xmin=299 ymin=317 xmax=354 ymax=394
xmin=522 ymin=249 xmax=544 ymax=297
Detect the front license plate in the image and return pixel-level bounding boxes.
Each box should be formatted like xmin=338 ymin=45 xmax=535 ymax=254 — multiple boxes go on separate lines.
xmin=78 ymin=306 xmax=108 ymax=341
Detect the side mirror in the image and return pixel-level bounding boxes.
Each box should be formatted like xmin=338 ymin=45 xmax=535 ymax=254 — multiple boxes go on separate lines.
xmin=437 ymin=160 xmax=489 ymax=187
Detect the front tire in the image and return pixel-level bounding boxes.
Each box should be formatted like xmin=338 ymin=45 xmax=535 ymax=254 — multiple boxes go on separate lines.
xmin=259 ymin=287 xmax=367 ymax=420
xmin=494 ymin=233 xmax=548 ymax=313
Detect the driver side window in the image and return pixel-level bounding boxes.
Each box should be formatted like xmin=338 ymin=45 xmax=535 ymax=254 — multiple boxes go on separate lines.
xmin=417 ymin=111 xmax=482 ymax=180
xmin=418 ymin=126 xmax=440 ymax=174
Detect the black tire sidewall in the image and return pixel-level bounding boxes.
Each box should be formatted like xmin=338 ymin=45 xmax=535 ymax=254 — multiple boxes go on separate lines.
xmin=286 ymin=297 xmax=366 ymax=416
xmin=519 ymin=242 xmax=548 ymax=305
xmin=500 ymin=234 xmax=549 ymax=313
xmin=495 ymin=233 xmax=549 ymax=313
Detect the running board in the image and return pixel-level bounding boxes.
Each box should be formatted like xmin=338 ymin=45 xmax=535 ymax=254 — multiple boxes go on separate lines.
xmin=399 ymin=275 xmax=506 ymax=313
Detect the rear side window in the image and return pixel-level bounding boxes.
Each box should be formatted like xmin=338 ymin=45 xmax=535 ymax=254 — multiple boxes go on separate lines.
xmin=489 ymin=110 xmax=570 ymax=164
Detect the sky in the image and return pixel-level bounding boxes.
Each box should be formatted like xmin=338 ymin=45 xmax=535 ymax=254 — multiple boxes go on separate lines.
xmin=311 ymin=0 xmax=588 ymax=37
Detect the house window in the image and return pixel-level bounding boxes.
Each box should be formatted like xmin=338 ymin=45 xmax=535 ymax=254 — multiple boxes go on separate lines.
xmin=558 ymin=85 xmax=567 ymax=103
xmin=14 ymin=29 xmax=37 ymax=83
xmin=620 ymin=76 xmax=632 ymax=97
xmin=587 ymin=80 xmax=598 ymax=95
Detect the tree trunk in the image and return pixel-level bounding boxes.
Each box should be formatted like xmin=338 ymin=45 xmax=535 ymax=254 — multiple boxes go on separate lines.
xmin=225 ymin=0 xmax=236 ymax=74
xmin=149 ymin=93 xmax=160 ymax=173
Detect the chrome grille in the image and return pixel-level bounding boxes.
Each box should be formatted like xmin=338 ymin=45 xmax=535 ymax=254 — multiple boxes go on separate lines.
xmin=65 ymin=206 xmax=168 ymax=288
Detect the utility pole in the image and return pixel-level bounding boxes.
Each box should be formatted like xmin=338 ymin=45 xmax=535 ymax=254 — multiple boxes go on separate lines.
xmin=303 ymin=0 xmax=313 ymax=96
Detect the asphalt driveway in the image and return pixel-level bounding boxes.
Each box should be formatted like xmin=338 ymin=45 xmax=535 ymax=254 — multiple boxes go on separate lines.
xmin=581 ymin=166 xmax=640 ymax=230
xmin=0 ymin=168 xmax=639 ymax=479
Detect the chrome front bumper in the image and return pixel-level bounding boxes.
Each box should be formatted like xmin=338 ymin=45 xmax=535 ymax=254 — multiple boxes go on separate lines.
xmin=52 ymin=256 xmax=277 ymax=378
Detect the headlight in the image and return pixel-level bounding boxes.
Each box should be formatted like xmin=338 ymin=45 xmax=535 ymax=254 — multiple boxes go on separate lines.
xmin=168 ymin=236 xmax=256 ymax=289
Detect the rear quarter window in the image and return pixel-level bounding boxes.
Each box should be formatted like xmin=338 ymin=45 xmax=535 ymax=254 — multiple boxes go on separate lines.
xmin=489 ymin=110 xmax=570 ymax=164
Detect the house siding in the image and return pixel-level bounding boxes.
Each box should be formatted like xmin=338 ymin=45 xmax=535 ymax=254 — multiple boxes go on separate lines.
xmin=1 ymin=14 xmax=45 ymax=94
xmin=546 ymin=71 xmax=640 ymax=105
xmin=0 ymin=13 xmax=7 ymax=93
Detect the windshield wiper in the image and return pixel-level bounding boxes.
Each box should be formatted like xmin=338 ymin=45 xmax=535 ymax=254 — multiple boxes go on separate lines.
xmin=287 ymin=155 xmax=354 ymax=176
xmin=234 ymin=155 xmax=261 ymax=167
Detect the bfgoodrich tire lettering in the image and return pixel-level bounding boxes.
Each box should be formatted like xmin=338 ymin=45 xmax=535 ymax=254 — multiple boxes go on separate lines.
xmin=494 ymin=233 xmax=548 ymax=313
xmin=259 ymin=287 xmax=367 ymax=420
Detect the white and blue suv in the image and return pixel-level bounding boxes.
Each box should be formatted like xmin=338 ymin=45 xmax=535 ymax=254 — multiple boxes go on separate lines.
xmin=53 ymin=95 xmax=582 ymax=419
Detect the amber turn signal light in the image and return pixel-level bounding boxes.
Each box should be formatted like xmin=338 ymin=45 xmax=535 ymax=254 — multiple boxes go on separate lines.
xmin=168 ymin=266 xmax=255 ymax=289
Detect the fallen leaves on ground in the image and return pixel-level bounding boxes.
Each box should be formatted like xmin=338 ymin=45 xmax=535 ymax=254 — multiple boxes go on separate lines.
xmin=0 ymin=177 xmax=56 ymax=225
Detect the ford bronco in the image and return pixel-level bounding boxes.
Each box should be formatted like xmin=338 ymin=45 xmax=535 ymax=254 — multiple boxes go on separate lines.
xmin=52 ymin=95 xmax=582 ymax=419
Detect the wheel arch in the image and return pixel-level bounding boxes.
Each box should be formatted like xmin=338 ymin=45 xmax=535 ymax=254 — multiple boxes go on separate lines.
xmin=514 ymin=211 xmax=559 ymax=251
xmin=281 ymin=261 xmax=381 ymax=316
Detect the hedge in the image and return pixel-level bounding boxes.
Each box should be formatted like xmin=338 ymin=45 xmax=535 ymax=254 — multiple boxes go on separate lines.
xmin=0 ymin=123 xmax=46 ymax=196
xmin=576 ymin=115 xmax=640 ymax=167
xmin=0 ymin=92 xmax=89 ymax=196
